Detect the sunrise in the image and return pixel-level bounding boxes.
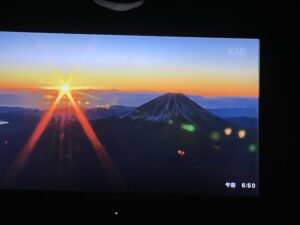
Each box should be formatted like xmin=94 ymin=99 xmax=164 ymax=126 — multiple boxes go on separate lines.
xmin=0 ymin=32 xmax=259 ymax=99
xmin=0 ymin=31 xmax=259 ymax=196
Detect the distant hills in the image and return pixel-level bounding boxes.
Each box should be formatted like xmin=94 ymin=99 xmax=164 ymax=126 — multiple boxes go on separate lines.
xmin=0 ymin=106 xmax=41 ymax=115
xmin=0 ymin=93 xmax=258 ymax=195
xmin=207 ymin=108 xmax=258 ymax=119
xmin=0 ymin=92 xmax=258 ymax=132
xmin=0 ymin=95 xmax=258 ymax=129
xmin=0 ymin=91 xmax=258 ymax=110
xmin=85 ymin=105 xmax=135 ymax=120
xmin=226 ymin=117 xmax=258 ymax=130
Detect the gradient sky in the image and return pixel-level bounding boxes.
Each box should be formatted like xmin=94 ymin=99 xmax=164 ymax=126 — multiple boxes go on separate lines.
xmin=0 ymin=31 xmax=259 ymax=97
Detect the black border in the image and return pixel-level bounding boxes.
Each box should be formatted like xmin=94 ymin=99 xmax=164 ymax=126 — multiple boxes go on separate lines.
xmin=1 ymin=3 xmax=295 ymax=221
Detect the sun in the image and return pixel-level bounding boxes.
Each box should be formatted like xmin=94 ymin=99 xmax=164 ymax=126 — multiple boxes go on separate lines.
xmin=61 ymin=84 xmax=70 ymax=92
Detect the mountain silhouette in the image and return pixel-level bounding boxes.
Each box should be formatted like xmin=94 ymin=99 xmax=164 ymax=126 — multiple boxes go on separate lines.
xmin=120 ymin=93 xmax=229 ymax=129
xmin=0 ymin=94 xmax=258 ymax=195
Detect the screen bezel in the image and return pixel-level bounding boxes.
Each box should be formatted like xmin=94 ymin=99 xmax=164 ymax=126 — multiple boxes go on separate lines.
xmin=0 ymin=28 xmax=275 ymax=225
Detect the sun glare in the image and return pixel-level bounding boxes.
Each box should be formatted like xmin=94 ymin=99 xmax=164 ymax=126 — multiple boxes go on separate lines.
xmin=10 ymin=86 xmax=120 ymax=184
xmin=61 ymin=84 xmax=70 ymax=92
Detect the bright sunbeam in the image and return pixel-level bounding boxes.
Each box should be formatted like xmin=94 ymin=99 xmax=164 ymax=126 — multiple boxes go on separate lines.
xmin=61 ymin=84 xmax=70 ymax=92
xmin=9 ymin=85 xmax=120 ymax=185
xmin=9 ymin=92 xmax=64 ymax=179
xmin=67 ymin=92 xmax=120 ymax=182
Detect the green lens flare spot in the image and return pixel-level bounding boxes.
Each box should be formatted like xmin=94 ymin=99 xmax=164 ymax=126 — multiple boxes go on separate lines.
xmin=181 ymin=123 xmax=196 ymax=132
xmin=248 ymin=144 xmax=257 ymax=153
xmin=213 ymin=145 xmax=221 ymax=150
xmin=211 ymin=131 xmax=221 ymax=141
xmin=168 ymin=119 xmax=174 ymax=125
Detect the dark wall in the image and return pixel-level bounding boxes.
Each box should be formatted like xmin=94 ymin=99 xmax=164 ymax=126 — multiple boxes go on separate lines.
xmin=0 ymin=1 xmax=298 ymax=224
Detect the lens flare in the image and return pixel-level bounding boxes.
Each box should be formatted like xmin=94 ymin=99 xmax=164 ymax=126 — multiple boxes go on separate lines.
xmin=181 ymin=123 xmax=196 ymax=132
xmin=167 ymin=119 xmax=174 ymax=125
xmin=177 ymin=149 xmax=185 ymax=156
xmin=248 ymin=144 xmax=257 ymax=153
xmin=224 ymin=127 xmax=232 ymax=136
xmin=211 ymin=131 xmax=221 ymax=141
xmin=9 ymin=85 xmax=120 ymax=184
xmin=66 ymin=92 xmax=119 ymax=181
xmin=61 ymin=84 xmax=70 ymax=92
xmin=10 ymin=92 xmax=64 ymax=177
xmin=238 ymin=129 xmax=247 ymax=139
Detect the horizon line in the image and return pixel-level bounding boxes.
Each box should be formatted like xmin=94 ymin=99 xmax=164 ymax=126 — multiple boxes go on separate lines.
xmin=0 ymin=87 xmax=259 ymax=98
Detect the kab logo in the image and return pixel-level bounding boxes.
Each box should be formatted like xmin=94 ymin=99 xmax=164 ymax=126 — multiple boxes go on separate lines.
xmin=228 ymin=48 xmax=246 ymax=56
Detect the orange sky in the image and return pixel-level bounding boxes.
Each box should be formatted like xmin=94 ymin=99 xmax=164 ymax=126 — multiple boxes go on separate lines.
xmin=0 ymin=67 xmax=259 ymax=97
xmin=0 ymin=32 xmax=259 ymax=98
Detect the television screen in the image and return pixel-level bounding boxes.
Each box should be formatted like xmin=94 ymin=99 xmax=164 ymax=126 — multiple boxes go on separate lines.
xmin=0 ymin=31 xmax=259 ymax=196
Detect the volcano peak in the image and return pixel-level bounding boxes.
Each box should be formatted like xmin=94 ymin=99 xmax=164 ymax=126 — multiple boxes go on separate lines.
xmin=120 ymin=93 xmax=228 ymax=127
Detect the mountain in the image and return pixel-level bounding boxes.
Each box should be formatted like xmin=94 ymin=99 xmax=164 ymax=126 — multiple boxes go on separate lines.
xmin=119 ymin=93 xmax=229 ymax=129
xmin=85 ymin=105 xmax=135 ymax=120
xmin=0 ymin=106 xmax=25 ymax=113
xmin=0 ymin=95 xmax=258 ymax=194
xmin=90 ymin=93 xmax=258 ymax=194
xmin=0 ymin=106 xmax=41 ymax=116
xmin=226 ymin=117 xmax=258 ymax=130
xmin=0 ymin=107 xmax=41 ymax=134
xmin=207 ymin=108 xmax=258 ymax=119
